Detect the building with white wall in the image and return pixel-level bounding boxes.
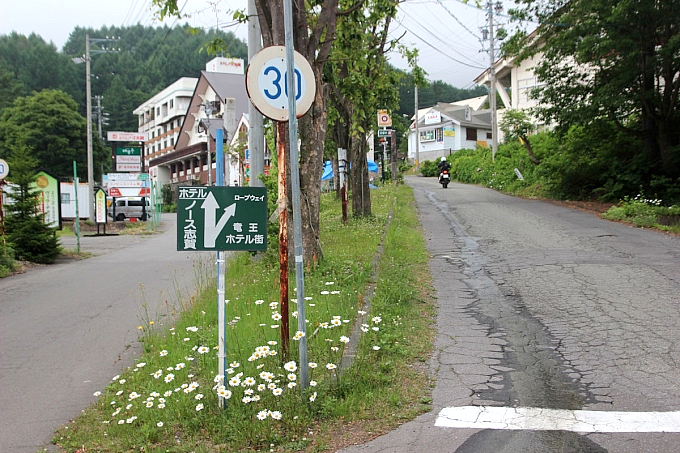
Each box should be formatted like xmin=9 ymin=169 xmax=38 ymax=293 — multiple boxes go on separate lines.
xmin=133 ymin=77 xmax=198 ymax=177
xmin=147 ymin=57 xmax=250 ymax=190
xmin=407 ymin=101 xmax=493 ymax=163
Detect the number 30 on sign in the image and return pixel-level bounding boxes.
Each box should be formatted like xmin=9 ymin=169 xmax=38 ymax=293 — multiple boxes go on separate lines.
xmin=246 ymin=46 xmax=316 ymax=122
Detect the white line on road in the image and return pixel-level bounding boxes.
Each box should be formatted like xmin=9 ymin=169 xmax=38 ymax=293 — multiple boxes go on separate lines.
xmin=436 ymin=406 xmax=680 ymax=433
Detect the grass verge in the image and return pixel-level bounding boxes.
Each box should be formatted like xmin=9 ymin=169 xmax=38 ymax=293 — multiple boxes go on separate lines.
xmin=602 ymin=195 xmax=680 ymax=234
xmin=53 ymin=183 xmax=436 ymax=452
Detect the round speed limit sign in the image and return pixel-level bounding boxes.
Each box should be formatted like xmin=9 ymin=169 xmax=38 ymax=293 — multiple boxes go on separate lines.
xmin=0 ymin=158 xmax=8 ymax=180
xmin=246 ymin=46 xmax=316 ymax=122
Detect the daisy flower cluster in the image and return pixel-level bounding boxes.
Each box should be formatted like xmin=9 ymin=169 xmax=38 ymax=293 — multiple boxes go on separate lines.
xmin=94 ymin=281 xmax=386 ymax=432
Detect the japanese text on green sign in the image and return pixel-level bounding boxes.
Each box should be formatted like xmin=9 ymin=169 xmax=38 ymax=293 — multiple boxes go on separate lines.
xmin=177 ymin=186 xmax=268 ymax=252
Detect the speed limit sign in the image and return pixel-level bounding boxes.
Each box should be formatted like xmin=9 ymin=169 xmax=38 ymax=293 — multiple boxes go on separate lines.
xmin=377 ymin=109 xmax=392 ymax=127
xmin=0 ymin=158 xmax=8 ymax=180
xmin=246 ymin=46 xmax=316 ymax=121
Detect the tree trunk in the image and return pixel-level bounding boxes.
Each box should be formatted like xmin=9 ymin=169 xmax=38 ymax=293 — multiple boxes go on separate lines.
xmin=294 ymin=72 xmax=327 ymax=266
xmin=522 ymin=136 xmax=541 ymax=165
xmin=350 ymin=133 xmax=371 ymax=217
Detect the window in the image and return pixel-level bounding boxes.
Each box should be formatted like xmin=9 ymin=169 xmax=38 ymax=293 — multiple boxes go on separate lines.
xmin=151 ymin=131 xmax=155 ymax=139
xmin=435 ymin=128 xmax=443 ymax=142
xmin=163 ymin=124 xmax=167 ymax=133
xmin=61 ymin=193 xmax=70 ymax=204
xmin=170 ymin=137 xmax=175 ymax=146
xmin=466 ymin=128 xmax=477 ymax=141
xmin=163 ymin=140 xmax=167 ymax=149
xmin=487 ymin=132 xmax=492 ymax=139
xmin=157 ymin=128 xmax=161 ymax=137
xmin=169 ymin=99 xmax=174 ymax=109
xmin=419 ymin=130 xmax=435 ymax=142
xmin=156 ymin=106 xmax=160 ymax=116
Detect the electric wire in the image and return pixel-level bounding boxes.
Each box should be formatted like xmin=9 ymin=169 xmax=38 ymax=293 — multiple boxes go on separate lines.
xmin=393 ymin=17 xmax=486 ymax=69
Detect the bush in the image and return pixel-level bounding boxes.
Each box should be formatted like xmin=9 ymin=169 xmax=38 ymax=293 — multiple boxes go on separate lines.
xmin=0 ymin=242 xmax=16 ymax=277
xmin=420 ymin=160 xmax=439 ymax=177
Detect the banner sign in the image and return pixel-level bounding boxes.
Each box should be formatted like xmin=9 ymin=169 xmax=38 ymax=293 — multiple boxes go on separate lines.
xmin=177 ymin=186 xmax=268 ymax=252
xmin=108 ymin=131 xmax=148 ymax=142
xmin=34 ymin=171 xmax=60 ymax=228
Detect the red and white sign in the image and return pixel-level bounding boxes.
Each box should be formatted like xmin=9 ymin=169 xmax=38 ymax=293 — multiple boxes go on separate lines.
xmin=425 ymin=110 xmax=441 ymax=124
xmin=107 ymin=131 xmax=148 ymax=142
xmin=109 ymin=187 xmax=122 ymax=197
xmin=117 ymin=155 xmax=141 ymax=164
xmin=377 ymin=110 xmax=392 ymax=127
xmin=116 ymin=162 xmax=142 ymax=172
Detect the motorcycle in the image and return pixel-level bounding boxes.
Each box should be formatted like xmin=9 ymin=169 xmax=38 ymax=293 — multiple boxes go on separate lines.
xmin=438 ymin=169 xmax=450 ymax=188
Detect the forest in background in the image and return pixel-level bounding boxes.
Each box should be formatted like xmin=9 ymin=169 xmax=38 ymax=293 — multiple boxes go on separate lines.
xmin=0 ymin=25 xmax=484 ymax=150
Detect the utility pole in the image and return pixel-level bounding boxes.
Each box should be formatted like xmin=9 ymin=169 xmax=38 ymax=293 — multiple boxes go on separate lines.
xmin=85 ymin=34 xmax=93 ymax=220
xmin=247 ymin=0 xmax=265 ymax=187
xmin=94 ymin=95 xmax=105 ymax=141
xmin=487 ymin=1 xmax=500 ymax=162
xmin=414 ymin=58 xmax=420 ymax=172
xmin=83 ymin=34 xmax=119 ymax=221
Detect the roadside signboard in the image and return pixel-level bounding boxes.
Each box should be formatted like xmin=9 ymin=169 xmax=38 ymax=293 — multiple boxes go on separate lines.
xmin=35 ymin=171 xmax=60 ymax=228
xmin=377 ymin=129 xmax=390 ymax=137
xmin=107 ymin=173 xmax=150 ymax=197
xmin=245 ymin=46 xmax=315 ymax=121
xmin=116 ymin=146 xmax=142 ymax=172
xmin=177 ymin=186 xmax=267 ymax=252
xmin=95 ymin=188 xmax=107 ymax=223
xmin=377 ymin=109 xmax=392 ymax=127
xmin=107 ymin=131 xmax=148 ymax=142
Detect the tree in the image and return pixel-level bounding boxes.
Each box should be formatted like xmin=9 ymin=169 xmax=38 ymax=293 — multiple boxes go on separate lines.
xmin=153 ymin=0 xmax=355 ymax=264
xmin=499 ymin=109 xmax=541 ymax=165
xmin=0 ymin=67 xmax=24 ymax=113
xmin=4 ymin=141 xmax=60 ymax=264
xmin=0 ymin=89 xmax=108 ymax=181
xmin=507 ymin=0 xmax=680 ymax=178
xmin=325 ymin=0 xmax=401 ymax=217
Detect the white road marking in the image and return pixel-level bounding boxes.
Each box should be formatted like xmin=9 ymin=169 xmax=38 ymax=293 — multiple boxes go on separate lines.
xmin=435 ymin=406 xmax=680 ymax=433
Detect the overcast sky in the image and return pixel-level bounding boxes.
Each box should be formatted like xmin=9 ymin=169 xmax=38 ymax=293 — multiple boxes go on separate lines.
xmin=0 ymin=0 xmax=523 ymax=89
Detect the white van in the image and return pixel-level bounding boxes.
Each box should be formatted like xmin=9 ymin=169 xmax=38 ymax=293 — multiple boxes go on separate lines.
xmin=108 ymin=197 xmax=149 ymax=221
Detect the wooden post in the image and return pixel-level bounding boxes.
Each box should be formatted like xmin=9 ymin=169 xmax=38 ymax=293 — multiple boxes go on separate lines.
xmin=277 ymin=122 xmax=289 ymax=357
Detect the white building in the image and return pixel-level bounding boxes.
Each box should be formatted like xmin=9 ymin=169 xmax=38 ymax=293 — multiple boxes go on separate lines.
xmin=142 ymin=57 xmax=250 ymax=190
xmin=407 ymin=101 xmax=493 ymax=163
xmin=133 ymin=77 xmax=198 ymax=177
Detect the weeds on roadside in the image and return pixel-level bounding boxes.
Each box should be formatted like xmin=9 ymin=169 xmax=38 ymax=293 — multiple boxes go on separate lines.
xmin=53 ymin=184 xmax=436 ymax=452
xmin=603 ymin=193 xmax=680 ymax=232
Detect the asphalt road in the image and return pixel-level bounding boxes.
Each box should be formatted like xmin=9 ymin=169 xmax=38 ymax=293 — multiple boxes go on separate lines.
xmin=0 ymin=214 xmax=205 ymax=452
xmin=341 ymin=177 xmax=680 ymax=453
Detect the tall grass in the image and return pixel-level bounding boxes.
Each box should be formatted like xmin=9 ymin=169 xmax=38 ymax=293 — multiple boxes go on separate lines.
xmin=54 ymin=184 xmax=436 ymax=452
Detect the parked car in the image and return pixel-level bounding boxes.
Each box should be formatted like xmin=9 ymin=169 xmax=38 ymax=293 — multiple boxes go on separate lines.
xmin=108 ymin=197 xmax=149 ymax=221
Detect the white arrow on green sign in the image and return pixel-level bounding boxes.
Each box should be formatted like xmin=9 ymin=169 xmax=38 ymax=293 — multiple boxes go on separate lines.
xmin=177 ymin=186 xmax=268 ymax=251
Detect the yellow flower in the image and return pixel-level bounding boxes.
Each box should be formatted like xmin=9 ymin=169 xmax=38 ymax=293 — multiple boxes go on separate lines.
xmin=149 ymin=321 xmax=155 ymax=325
xmin=138 ymin=326 xmax=143 ymax=330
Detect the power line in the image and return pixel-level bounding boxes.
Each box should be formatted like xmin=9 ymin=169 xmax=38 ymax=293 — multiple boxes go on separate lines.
xmin=393 ymin=17 xmax=486 ymax=70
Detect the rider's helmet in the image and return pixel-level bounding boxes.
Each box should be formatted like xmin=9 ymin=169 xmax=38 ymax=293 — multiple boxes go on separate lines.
xmin=441 ymin=157 xmax=447 ymax=162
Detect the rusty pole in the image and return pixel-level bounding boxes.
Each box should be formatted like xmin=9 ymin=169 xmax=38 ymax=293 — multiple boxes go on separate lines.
xmin=277 ymin=121 xmax=290 ymax=357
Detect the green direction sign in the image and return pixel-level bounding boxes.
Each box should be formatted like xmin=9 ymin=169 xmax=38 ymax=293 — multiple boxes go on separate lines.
xmin=177 ymin=186 xmax=268 ymax=252
xmin=377 ymin=129 xmax=390 ymax=137
xmin=116 ymin=146 xmax=141 ymax=156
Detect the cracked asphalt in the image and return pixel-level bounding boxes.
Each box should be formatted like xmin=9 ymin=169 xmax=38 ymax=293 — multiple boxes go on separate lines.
xmin=339 ymin=177 xmax=680 ymax=453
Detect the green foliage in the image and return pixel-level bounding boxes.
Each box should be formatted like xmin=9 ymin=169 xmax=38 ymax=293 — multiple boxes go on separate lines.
xmin=0 ymin=243 xmax=16 ymax=278
xmin=507 ymin=0 xmax=680 ymax=179
xmin=0 ymin=89 xmax=108 ymax=180
xmin=603 ymin=195 xmax=680 ymax=232
xmin=419 ymin=160 xmax=439 ymax=177
xmin=4 ymin=142 xmax=60 ymax=264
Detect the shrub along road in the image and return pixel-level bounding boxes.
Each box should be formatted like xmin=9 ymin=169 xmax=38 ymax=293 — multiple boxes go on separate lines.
xmin=0 ymin=214 xmax=204 ymax=452
xmin=341 ymin=176 xmax=680 ymax=453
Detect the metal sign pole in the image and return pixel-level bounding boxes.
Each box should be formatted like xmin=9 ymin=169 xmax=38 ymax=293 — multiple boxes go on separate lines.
xmin=283 ymin=0 xmax=308 ymax=391
xmin=215 ymin=129 xmax=227 ymax=409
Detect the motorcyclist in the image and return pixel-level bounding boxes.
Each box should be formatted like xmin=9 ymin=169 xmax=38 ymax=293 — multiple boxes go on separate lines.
xmin=437 ymin=156 xmax=451 ymax=177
